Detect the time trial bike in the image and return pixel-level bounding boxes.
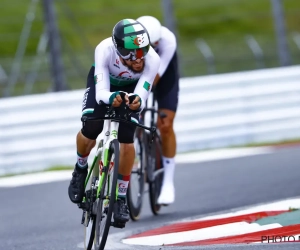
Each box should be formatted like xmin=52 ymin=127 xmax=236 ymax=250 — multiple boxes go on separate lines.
xmin=77 ymin=98 xmax=156 ymax=250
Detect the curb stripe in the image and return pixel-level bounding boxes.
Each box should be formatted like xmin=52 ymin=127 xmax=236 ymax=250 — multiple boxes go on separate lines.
xmin=123 ymin=221 xmax=281 ymax=246
xmin=127 ymin=211 xmax=287 ymax=239
xmin=169 ymin=224 xmax=300 ymax=246
xmin=196 ymin=198 xmax=300 ymax=220
xmin=124 ymin=198 xmax=300 ymax=247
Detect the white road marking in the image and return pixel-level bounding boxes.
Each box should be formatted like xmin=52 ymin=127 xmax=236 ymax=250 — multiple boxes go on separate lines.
xmin=0 ymin=170 xmax=72 ymax=188
xmin=175 ymin=146 xmax=273 ymax=163
xmin=0 ymin=147 xmax=273 ymax=188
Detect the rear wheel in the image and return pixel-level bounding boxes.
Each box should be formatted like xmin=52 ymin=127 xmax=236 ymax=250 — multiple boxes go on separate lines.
xmin=149 ymin=136 xmax=163 ymax=215
xmin=127 ymin=128 xmax=145 ymax=221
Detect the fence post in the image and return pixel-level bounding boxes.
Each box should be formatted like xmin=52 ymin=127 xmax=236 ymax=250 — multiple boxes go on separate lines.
xmin=271 ymin=0 xmax=291 ymax=66
xmin=3 ymin=0 xmax=38 ymax=97
xmin=195 ymin=39 xmax=216 ymax=74
xmin=292 ymin=32 xmax=300 ymax=51
xmin=42 ymin=0 xmax=67 ymax=92
xmin=245 ymin=35 xmax=265 ymax=69
xmin=161 ymin=0 xmax=184 ymax=76
xmin=24 ymin=30 xmax=49 ymax=95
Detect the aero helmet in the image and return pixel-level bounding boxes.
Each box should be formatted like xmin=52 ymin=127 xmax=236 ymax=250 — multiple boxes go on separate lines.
xmin=136 ymin=16 xmax=162 ymax=46
xmin=112 ymin=19 xmax=150 ymax=60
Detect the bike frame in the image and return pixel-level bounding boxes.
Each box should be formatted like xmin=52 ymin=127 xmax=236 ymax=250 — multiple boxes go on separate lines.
xmin=83 ymin=114 xmax=143 ymax=202
xmin=83 ymin=119 xmax=119 ymax=201
xmin=80 ymin=103 xmax=156 ymax=249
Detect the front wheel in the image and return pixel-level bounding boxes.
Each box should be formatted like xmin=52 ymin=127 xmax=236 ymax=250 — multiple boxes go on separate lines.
xmin=149 ymin=136 xmax=163 ymax=215
xmin=127 ymin=129 xmax=145 ymax=221
xmin=83 ymin=211 xmax=96 ymax=250
xmin=93 ymin=139 xmax=120 ymax=250
xmin=83 ymin=140 xmax=103 ymax=250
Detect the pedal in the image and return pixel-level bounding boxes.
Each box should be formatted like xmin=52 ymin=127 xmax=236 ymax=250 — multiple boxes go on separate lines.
xmin=111 ymin=221 xmax=126 ymax=228
xmin=81 ymin=210 xmax=86 ymax=225
xmin=77 ymin=203 xmax=84 ymax=209
xmin=77 ymin=201 xmax=90 ymax=211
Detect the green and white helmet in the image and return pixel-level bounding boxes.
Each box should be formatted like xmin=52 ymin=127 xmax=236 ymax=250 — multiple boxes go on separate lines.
xmin=112 ymin=19 xmax=150 ymax=60
xmin=136 ymin=16 xmax=162 ymax=46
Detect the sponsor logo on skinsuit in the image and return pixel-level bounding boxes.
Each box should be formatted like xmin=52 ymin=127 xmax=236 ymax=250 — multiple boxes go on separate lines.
xmin=114 ymin=59 xmax=120 ymax=68
xmin=110 ymin=73 xmax=134 ymax=81
xmin=82 ymin=87 xmax=90 ymax=110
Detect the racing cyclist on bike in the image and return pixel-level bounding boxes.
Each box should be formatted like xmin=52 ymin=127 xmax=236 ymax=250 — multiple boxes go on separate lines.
xmin=136 ymin=16 xmax=179 ymax=205
xmin=68 ymin=18 xmax=160 ymax=225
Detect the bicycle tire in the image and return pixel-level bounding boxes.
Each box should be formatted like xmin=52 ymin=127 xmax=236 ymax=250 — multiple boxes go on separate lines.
xmin=85 ymin=157 xmax=106 ymax=250
xmin=84 ymin=212 xmax=96 ymax=250
xmin=84 ymin=140 xmax=103 ymax=250
xmin=91 ymin=172 xmax=107 ymax=250
xmin=126 ymin=128 xmax=145 ymax=221
xmin=95 ymin=139 xmax=120 ymax=250
xmin=149 ymin=136 xmax=163 ymax=215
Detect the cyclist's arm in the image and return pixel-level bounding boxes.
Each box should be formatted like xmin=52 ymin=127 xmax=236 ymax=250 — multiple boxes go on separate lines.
xmin=156 ymin=26 xmax=177 ymax=79
xmin=133 ymin=47 xmax=160 ymax=110
xmin=94 ymin=40 xmax=114 ymax=105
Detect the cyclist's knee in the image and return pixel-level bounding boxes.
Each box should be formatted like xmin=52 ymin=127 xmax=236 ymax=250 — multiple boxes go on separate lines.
xmin=158 ymin=118 xmax=174 ymax=135
xmin=81 ymin=120 xmax=103 ymax=140
xmin=77 ymin=131 xmax=96 ymax=150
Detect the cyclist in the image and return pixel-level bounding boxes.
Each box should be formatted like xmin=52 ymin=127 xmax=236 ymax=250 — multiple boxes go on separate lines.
xmin=136 ymin=16 xmax=179 ymax=205
xmin=68 ymin=18 xmax=160 ymax=225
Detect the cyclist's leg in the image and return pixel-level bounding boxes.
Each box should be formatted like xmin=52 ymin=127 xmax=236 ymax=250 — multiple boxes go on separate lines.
xmin=68 ymin=65 xmax=105 ymax=204
xmin=155 ymin=52 xmax=179 ymax=205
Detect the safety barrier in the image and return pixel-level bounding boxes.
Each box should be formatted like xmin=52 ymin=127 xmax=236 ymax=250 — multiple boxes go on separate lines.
xmin=1 ymin=65 xmax=300 ymax=175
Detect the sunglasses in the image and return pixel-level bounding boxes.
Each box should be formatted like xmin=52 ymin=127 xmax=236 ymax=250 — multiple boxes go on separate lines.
xmin=116 ymin=45 xmax=150 ymax=61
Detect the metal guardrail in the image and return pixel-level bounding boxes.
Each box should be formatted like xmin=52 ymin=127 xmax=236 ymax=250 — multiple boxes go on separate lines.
xmin=1 ymin=65 xmax=300 ymax=175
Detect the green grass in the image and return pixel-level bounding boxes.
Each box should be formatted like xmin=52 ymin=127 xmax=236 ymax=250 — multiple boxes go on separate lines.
xmin=44 ymin=165 xmax=73 ymax=172
xmin=1 ymin=0 xmax=300 ymax=96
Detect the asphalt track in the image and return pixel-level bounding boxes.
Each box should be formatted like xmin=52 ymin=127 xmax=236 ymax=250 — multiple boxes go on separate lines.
xmin=0 ymin=145 xmax=300 ymax=250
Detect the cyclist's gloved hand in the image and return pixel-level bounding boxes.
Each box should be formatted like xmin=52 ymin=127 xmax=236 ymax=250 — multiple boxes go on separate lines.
xmin=109 ymin=91 xmax=129 ymax=107
xmin=128 ymin=93 xmax=142 ymax=112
